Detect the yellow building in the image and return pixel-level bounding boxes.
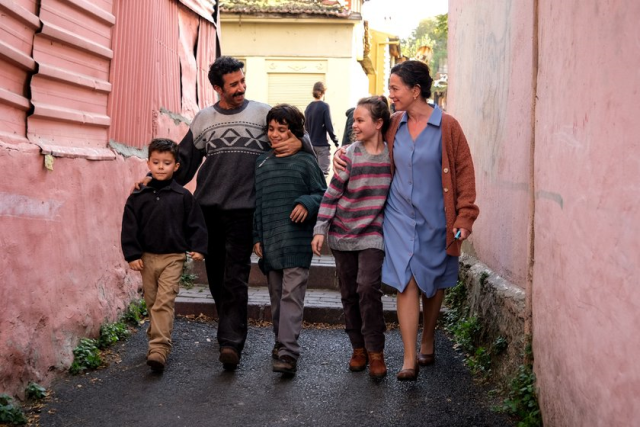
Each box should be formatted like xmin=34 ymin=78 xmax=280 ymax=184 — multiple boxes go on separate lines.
xmin=360 ymin=22 xmax=404 ymax=98
xmin=219 ymin=0 xmax=372 ymax=139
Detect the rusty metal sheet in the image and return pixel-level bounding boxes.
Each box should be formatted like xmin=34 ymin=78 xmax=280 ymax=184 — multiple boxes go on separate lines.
xmin=178 ymin=0 xmax=216 ymax=24
xmin=108 ymin=0 xmax=181 ymax=148
xmin=29 ymin=0 xmax=114 ymax=152
xmin=196 ymin=17 xmax=218 ymax=108
xmin=0 ymin=0 xmax=39 ymax=144
xmin=108 ymin=0 xmax=219 ymax=149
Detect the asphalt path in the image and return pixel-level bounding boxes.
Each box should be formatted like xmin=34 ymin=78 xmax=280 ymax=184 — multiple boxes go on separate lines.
xmin=37 ymin=318 xmax=513 ymax=427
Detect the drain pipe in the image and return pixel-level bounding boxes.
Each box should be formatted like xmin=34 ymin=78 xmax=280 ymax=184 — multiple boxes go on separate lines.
xmin=524 ymin=0 xmax=539 ymax=367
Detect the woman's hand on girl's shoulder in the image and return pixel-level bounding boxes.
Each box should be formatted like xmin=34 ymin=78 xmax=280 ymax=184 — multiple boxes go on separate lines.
xmin=332 ymin=147 xmax=348 ymax=172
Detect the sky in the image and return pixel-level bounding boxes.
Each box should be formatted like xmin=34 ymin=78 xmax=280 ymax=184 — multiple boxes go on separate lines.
xmin=361 ymin=0 xmax=448 ymax=40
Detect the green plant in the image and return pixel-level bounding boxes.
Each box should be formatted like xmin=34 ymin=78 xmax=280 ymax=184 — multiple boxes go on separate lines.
xmin=25 ymin=382 xmax=46 ymax=400
xmin=479 ymin=271 xmax=490 ymax=285
xmin=493 ymin=336 xmax=508 ymax=355
xmin=449 ymin=315 xmax=481 ymax=354
xmin=466 ymin=346 xmax=492 ymax=375
xmin=0 ymin=394 xmax=27 ymax=425
xmin=69 ymin=338 xmax=102 ymax=374
xmin=444 ymin=280 xmax=467 ymax=309
xmin=98 ymin=322 xmax=131 ymax=349
xmin=179 ymin=272 xmax=198 ymax=289
xmin=122 ymin=299 xmax=148 ymax=326
xmin=495 ymin=364 xmax=542 ymax=426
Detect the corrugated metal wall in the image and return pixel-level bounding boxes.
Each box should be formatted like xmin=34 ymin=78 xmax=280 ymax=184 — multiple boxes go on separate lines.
xmin=29 ymin=0 xmax=115 ymax=158
xmin=0 ymin=0 xmax=39 ymax=144
xmin=108 ymin=0 xmax=180 ymax=148
xmin=108 ymin=0 xmax=218 ymax=149
xmin=0 ymin=0 xmax=218 ymax=154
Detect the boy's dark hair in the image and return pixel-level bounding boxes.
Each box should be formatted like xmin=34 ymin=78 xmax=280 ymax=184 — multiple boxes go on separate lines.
xmin=357 ymin=96 xmax=391 ymax=135
xmin=390 ymin=60 xmax=433 ymax=100
xmin=265 ymin=104 xmax=306 ymax=139
xmin=148 ymin=138 xmax=179 ymax=161
xmin=208 ymin=56 xmax=244 ymax=88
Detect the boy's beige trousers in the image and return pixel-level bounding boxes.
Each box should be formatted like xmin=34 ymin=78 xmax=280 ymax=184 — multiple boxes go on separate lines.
xmin=140 ymin=253 xmax=186 ymax=357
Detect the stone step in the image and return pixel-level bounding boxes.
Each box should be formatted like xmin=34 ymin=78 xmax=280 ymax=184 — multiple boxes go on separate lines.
xmin=186 ymin=253 xmax=339 ymax=290
xmin=175 ymin=285 xmax=401 ymax=324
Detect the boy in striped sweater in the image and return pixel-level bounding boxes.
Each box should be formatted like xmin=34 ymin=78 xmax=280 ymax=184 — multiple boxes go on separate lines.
xmin=253 ymin=104 xmax=327 ymax=376
xmin=312 ymin=96 xmax=392 ymax=378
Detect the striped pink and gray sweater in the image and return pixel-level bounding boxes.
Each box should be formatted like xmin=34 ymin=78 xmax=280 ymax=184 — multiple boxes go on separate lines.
xmin=313 ymin=141 xmax=391 ymax=251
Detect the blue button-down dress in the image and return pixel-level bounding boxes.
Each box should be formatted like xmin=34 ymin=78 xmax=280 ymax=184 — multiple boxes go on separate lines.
xmin=381 ymin=106 xmax=459 ymax=297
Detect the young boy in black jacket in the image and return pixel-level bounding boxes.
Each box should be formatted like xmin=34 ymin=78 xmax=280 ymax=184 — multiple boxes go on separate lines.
xmin=121 ymin=138 xmax=208 ymax=372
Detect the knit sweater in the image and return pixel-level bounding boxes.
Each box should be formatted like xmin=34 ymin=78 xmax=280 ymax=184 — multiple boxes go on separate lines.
xmin=253 ymin=151 xmax=327 ymax=273
xmin=174 ymin=99 xmax=315 ymax=210
xmin=385 ymin=111 xmax=479 ymax=256
xmin=313 ymin=142 xmax=391 ymax=251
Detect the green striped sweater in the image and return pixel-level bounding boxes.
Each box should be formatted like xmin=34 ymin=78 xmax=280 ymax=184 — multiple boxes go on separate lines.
xmin=253 ymin=151 xmax=327 ymax=273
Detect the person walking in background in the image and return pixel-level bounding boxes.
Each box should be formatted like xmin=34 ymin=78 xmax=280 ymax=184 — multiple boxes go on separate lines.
xmin=122 ymin=138 xmax=208 ymax=373
xmin=305 ymin=81 xmax=339 ymax=176
xmin=341 ymin=106 xmax=355 ymax=146
xmin=312 ymin=96 xmax=392 ymax=379
xmin=253 ymin=104 xmax=326 ymax=376
xmin=334 ymin=61 xmax=479 ymax=381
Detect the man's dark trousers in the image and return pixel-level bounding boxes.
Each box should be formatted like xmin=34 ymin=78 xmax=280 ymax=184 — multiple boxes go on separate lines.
xmin=201 ymin=207 xmax=254 ymax=355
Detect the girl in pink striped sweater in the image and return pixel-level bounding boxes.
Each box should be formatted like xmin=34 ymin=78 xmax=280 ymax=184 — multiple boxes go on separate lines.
xmin=311 ymin=96 xmax=391 ymax=378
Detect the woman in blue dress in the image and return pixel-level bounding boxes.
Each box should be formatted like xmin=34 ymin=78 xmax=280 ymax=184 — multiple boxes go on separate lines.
xmin=334 ymin=61 xmax=479 ymax=381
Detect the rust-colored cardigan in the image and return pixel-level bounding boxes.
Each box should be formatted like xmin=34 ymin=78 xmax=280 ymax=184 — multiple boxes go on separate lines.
xmin=384 ymin=111 xmax=479 ymax=257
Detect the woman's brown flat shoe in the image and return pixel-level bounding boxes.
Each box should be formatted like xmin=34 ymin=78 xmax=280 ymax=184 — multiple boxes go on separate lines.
xmin=418 ymin=353 xmax=434 ymax=366
xmin=396 ymin=363 xmax=419 ymax=381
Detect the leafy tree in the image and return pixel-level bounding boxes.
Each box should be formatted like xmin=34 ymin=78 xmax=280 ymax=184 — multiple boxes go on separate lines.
xmin=402 ymin=13 xmax=448 ymax=74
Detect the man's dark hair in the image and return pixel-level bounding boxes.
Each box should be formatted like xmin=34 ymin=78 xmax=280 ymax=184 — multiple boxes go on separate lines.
xmin=390 ymin=60 xmax=433 ymax=100
xmin=148 ymin=138 xmax=179 ymax=161
xmin=208 ymin=56 xmax=244 ymax=88
xmin=265 ymin=104 xmax=305 ymax=139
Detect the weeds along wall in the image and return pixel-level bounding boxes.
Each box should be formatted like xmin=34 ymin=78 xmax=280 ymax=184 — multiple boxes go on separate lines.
xmin=0 ymin=150 xmax=147 ymax=396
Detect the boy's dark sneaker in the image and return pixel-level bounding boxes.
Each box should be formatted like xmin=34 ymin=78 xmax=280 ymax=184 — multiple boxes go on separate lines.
xmin=348 ymin=348 xmax=368 ymax=372
xmin=147 ymin=352 xmax=166 ymax=373
xmin=272 ymin=342 xmax=284 ymax=360
xmin=273 ymin=355 xmax=297 ymax=375
xmin=219 ymin=347 xmax=240 ymax=371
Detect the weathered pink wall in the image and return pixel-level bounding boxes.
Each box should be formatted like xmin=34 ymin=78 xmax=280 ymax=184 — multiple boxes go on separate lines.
xmin=533 ymin=1 xmax=640 ymax=425
xmin=0 ymin=0 xmax=218 ymax=397
xmin=448 ymin=0 xmax=533 ymax=287
xmin=0 ymin=148 xmax=145 ymax=394
xmin=449 ymin=0 xmax=640 ymax=425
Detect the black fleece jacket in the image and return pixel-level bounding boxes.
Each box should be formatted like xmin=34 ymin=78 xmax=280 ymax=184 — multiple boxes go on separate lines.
xmin=121 ymin=179 xmax=208 ymax=262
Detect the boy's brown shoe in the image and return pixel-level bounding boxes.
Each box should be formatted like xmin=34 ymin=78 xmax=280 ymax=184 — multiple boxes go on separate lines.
xmin=147 ymin=352 xmax=166 ymax=373
xmin=219 ymin=347 xmax=240 ymax=371
xmin=368 ymin=351 xmax=387 ymax=379
xmin=273 ymin=355 xmax=297 ymax=375
xmin=349 ymin=348 xmax=368 ymax=372
xmin=272 ymin=342 xmax=284 ymax=360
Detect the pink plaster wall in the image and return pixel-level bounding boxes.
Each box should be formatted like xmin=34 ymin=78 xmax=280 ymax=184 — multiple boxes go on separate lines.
xmin=0 ymin=147 xmax=145 ymax=395
xmin=533 ymin=1 xmax=640 ymax=425
xmin=448 ymin=0 xmax=534 ymax=286
xmin=0 ymin=0 xmax=218 ymax=397
xmin=449 ymin=0 xmax=640 ymax=425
